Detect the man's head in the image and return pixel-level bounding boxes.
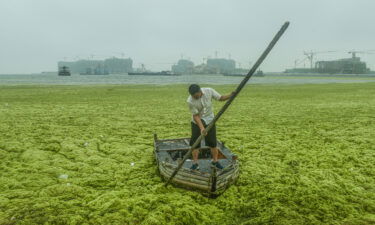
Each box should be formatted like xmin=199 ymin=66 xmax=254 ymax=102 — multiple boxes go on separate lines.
xmin=189 ymin=84 xmax=202 ymax=99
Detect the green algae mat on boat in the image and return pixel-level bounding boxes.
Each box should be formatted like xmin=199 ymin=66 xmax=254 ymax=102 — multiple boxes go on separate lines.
xmin=0 ymin=83 xmax=374 ymax=224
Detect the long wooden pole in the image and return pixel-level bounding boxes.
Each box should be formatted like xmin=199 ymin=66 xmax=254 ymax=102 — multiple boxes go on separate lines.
xmin=165 ymin=21 xmax=290 ymax=187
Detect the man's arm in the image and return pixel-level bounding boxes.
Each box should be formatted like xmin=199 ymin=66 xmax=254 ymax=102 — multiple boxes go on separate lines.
xmin=210 ymin=88 xmax=234 ymax=102
xmin=219 ymin=92 xmax=235 ymax=101
xmin=188 ymin=102 xmax=206 ymax=135
xmin=193 ymin=114 xmax=206 ymax=135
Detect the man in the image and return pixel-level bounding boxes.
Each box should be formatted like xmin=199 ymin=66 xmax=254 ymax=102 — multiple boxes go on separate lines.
xmin=187 ymin=84 xmax=234 ymax=170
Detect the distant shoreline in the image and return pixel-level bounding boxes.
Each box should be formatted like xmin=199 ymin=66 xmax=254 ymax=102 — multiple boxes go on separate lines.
xmin=1 ymin=72 xmax=375 ymax=78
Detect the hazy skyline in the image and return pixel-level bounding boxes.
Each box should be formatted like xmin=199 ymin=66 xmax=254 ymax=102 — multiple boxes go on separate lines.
xmin=1 ymin=0 xmax=374 ymax=74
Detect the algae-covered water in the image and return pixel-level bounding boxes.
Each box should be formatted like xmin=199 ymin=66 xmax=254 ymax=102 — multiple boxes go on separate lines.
xmin=0 ymin=83 xmax=374 ymax=224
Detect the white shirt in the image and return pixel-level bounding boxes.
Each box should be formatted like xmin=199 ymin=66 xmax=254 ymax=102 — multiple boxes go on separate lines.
xmin=187 ymin=87 xmax=222 ymax=124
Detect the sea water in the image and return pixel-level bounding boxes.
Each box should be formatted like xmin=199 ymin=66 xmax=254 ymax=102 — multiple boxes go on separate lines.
xmin=0 ymin=73 xmax=375 ymax=85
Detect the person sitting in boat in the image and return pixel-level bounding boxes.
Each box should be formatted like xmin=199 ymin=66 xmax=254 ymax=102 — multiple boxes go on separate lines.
xmin=187 ymin=84 xmax=234 ymax=170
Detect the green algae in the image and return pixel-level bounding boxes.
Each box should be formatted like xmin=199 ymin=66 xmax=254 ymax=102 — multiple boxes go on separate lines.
xmin=0 ymin=83 xmax=374 ymax=224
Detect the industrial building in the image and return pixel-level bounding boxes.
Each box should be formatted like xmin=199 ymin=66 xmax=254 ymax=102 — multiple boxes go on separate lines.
xmin=171 ymin=59 xmax=194 ymax=74
xmin=315 ymin=57 xmax=369 ymax=74
xmin=285 ymin=50 xmax=372 ymax=74
xmin=171 ymin=58 xmax=237 ymax=74
xmin=58 ymin=57 xmax=133 ymax=74
xmin=206 ymin=58 xmax=236 ymax=74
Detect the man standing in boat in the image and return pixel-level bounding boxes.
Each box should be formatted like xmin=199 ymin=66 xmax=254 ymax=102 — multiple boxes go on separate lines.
xmin=187 ymin=84 xmax=234 ymax=170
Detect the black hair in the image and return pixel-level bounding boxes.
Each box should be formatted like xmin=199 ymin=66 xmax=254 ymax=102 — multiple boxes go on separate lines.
xmin=188 ymin=84 xmax=201 ymax=95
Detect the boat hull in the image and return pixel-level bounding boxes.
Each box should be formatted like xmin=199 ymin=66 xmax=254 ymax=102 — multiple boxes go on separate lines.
xmin=153 ymin=134 xmax=239 ymax=196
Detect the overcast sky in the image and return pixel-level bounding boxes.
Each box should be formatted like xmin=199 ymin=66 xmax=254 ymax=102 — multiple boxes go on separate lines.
xmin=0 ymin=0 xmax=374 ymax=74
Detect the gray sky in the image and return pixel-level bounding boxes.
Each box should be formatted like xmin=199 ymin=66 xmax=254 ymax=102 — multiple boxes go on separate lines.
xmin=0 ymin=0 xmax=374 ymax=74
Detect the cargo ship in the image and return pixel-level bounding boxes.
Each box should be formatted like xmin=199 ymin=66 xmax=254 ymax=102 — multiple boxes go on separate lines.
xmin=223 ymin=70 xmax=264 ymax=77
xmin=128 ymin=71 xmax=181 ymax=76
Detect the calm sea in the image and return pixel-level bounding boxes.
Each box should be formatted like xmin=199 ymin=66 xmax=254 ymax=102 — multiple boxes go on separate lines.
xmin=0 ymin=73 xmax=375 ymax=85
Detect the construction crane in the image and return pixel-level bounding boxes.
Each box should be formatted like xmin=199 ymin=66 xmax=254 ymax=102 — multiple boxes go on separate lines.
xmin=113 ymin=52 xmax=126 ymax=58
xmin=348 ymin=50 xmax=375 ymax=58
xmin=294 ymin=57 xmax=309 ymax=68
xmin=303 ymin=50 xmax=337 ymax=69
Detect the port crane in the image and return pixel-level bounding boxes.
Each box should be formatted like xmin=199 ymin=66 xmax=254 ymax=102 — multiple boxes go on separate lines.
xmin=303 ymin=50 xmax=337 ymax=69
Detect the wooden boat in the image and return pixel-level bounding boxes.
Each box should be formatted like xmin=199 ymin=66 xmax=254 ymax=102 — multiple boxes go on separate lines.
xmin=153 ymin=134 xmax=239 ymax=196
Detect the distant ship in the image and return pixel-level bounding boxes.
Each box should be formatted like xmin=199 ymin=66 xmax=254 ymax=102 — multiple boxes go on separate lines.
xmin=58 ymin=66 xmax=71 ymax=76
xmin=223 ymin=70 xmax=264 ymax=77
xmin=128 ymin=71 xmax=181 ymax=76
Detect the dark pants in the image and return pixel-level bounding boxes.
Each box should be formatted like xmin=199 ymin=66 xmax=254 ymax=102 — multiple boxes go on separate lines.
xmin=190 ymin=119 xmax=217 ymax=148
